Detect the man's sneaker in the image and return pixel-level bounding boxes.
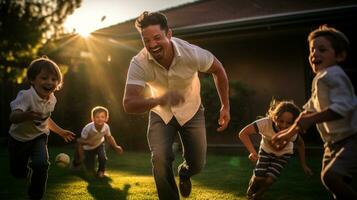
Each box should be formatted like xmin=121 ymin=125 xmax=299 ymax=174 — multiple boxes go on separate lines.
xmin=179 ymin=175 xmax=191 ymax=197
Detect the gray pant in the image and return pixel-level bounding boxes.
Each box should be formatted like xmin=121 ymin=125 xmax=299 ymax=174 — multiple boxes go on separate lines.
xmin=147 ymin=106 xmax=206 ymax=200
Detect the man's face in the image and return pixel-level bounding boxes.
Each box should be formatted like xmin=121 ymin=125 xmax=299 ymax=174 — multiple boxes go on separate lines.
xmin=141 ymin=24 xmax=172 ymax=61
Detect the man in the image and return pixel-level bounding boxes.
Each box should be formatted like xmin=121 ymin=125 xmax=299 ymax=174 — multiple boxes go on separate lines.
xmin=123 ymin=11 xmax=230 ymax=199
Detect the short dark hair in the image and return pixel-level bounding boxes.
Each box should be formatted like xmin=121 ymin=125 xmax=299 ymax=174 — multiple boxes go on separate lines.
xmin=135 ymin=11 xmax=169 ymax=33
xmin=27 ymin=56 xmax=63 ymax=90
xmin=91 ymin=106 xmax=109 ymax=119
xmin=308 ymin=25 xmax=350 ymax=58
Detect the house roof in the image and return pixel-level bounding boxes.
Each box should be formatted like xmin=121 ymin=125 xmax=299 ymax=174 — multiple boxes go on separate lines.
xmin=94 ymin=0 xmax=357 ymax=39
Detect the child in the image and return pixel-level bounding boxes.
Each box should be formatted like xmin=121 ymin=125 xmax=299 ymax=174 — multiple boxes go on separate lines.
xmin=239 ymin=100 xmax=312 ymax=200
xmin=272 ymin=25 xmax=357 ymax=199
xmin=71 ymin=106 xmax=123 ymax=178
xmin=8 ymin=57 xmax=75 ymax=200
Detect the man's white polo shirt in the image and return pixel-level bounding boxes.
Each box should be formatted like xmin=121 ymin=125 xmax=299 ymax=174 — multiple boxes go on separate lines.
xmin=126 ymin=37 xmax=214 ymax=125
xmin=9 ymin=86 xmax=56 ymax=142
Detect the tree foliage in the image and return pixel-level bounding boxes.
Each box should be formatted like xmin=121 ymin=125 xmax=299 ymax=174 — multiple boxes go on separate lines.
xmin=201 ymin=75 xmax=254 ymax=134
xmin=0 ymin=0 xmax=81 ymax=83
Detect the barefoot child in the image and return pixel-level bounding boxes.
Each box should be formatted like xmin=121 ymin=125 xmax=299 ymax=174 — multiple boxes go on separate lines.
xmin=239 ymin=100 xmax=312 ymax=200
xmin=71 ymin=106 xmax=123 ymax=178
xmin=8 ymin=57 xmax=75 ymax=199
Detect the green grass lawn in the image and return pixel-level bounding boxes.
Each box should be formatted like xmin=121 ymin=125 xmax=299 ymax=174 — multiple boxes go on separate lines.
xmin=0 ymin=146 xmax=330 ymax=200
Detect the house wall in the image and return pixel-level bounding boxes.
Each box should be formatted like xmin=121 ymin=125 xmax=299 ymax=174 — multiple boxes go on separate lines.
xmin=181 ymin=28 xmax=308 ymax=119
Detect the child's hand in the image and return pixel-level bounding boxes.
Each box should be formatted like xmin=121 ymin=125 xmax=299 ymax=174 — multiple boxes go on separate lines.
xmin=114 ymin=145 xmax=123 ymax=155
xmin=302 ymin=165 xmax=314 ymax=176
xmin=59 ymin=130 xmax=76 ymax=142
xmin=248 ymin=153 xmax=258 ymax=165
xmin=271 ymin=130 xmax=292 ymax=150
xmin=26 ymin=111 xmax=43 ymax=120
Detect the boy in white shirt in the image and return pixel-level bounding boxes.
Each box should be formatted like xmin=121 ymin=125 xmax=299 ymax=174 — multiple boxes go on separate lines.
xmin=71 ymin=106 xmax=123 ymax=178
xmin=273 ymin=25 xmax=357 ymax=199
xmin=8 ymin=57 xmax=75 ymax=200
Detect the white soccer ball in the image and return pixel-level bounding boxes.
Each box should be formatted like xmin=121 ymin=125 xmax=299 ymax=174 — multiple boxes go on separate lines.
xmin=55 ymin=153 xmax=70 ymax=168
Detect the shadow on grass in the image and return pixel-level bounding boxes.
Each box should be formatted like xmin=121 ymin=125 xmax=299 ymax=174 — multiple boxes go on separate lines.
xmin=75 ymin=170 xmax=131 ymax=200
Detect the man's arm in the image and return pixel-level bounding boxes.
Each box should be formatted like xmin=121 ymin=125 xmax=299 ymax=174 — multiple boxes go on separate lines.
xmin=123 ymin=84 xmax=184 ymax=114
xmin=123 ymin=84 xmax=160 ymax=113
xmin=206 ymin=57 xmax=230 ymax=131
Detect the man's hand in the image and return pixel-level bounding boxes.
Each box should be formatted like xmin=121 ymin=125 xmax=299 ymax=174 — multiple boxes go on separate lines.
xmin=158 ymin=91 xmax=185 ymax=106
xmin=217 ymin=106 xmax=230 ymax=132
xmin=59 ymin=130 xmax=76 ymax=143
xmin=114 ymin=145 xmax=124 ymax=155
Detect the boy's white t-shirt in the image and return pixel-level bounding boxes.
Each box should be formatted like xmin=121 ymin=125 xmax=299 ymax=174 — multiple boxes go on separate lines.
xmin=9 ymin=86 xmax=56 ymax=142
xmin=81 ymin=122 xmax=111 ymax=150
xmin=254 ymin=117 xmax=297 ymax=156
xmin=303 ymin=65 xmax=357 ymax=144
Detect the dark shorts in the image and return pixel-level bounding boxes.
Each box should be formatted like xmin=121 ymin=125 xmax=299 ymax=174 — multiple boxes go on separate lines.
xmin=322 ymin=134 xmax=357 ymax=178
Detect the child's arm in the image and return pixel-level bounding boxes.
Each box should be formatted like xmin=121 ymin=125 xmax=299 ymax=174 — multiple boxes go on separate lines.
xmin=9 ymin=110 xmax=43 ymax=123
xmin=105 ymin=135 xmax=123 ymax=155
xmin=272 ymin=109 xmax=341 ymax=149
xmin=294 ymin=135 xmax=313 ymax=176
xmin=238 ymin=124 xmax=258 ymax=164
xmin=48 ymin=118 xmax=75 ymax=142
xmin=297 ymin=108 xmax=342 ymax=132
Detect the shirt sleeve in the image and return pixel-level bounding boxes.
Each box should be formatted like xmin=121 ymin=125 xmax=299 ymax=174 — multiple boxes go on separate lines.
xmin=126 ymin=58 xmax=146 ymax=87
xmin=254 ymin=118 xmax=269 ymax=136
xmin=81 ymin=125 xmax=89 ymax=139
xmin=10 ymin=90 xmax=29 ymax=111
xmin=303 ymin=97 xmax=316 ymax=112
xmin=322 ymin=71 xmax=356 ymax=117
xmin=193 ymin=45 xmax=214 ymax=72
xmin=105 ymin=124 xmax=112 ymax=136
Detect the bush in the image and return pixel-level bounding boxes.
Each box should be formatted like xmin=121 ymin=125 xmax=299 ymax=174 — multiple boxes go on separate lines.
xmin=200 ymin=75 xmax=254 ymax=134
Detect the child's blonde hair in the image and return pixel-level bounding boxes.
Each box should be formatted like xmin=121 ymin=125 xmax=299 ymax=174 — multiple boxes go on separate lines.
xmin=91 ymin=106 xmax=109 ymax=119
xmin=27 ymin=56 xmax=63 ymax=90
xmin=266 ymin=99 xmax=301 ymax=121
xmin=308 ymin=25 xmax=350 ymax=61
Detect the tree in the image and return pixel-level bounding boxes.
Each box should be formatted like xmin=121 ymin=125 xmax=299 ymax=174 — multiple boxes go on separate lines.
xmin=0 ymin=0 xmax=81 ymax=83
xmin=0 ymin=0 xmax=81 ymax=136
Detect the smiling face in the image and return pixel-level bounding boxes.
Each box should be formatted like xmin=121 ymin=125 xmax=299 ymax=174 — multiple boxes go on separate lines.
xmin=141 ymin=24 xmax=172 ymax=62
xmin=31 ymin=69 xmax=59 ymax=99
xmin=273 ymin=111 xmax=294 ymax=132
xmin=309 ymin=36 xmax=345 ymax=73
xmin=92 ymin=111 xmax=108 ymax=127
